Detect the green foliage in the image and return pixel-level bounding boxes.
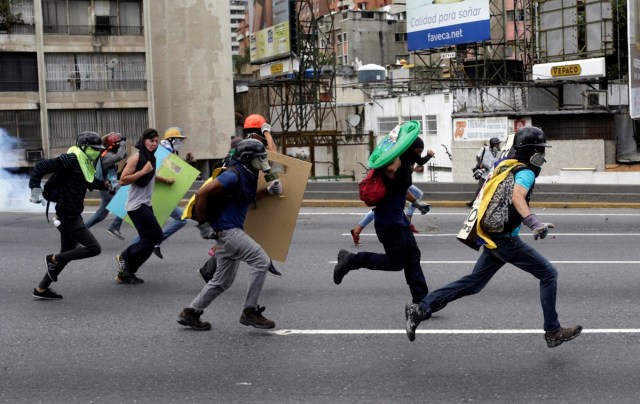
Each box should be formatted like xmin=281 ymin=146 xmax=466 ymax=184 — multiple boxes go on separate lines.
xmin=0 ymin=0 xmax=24 ymax=31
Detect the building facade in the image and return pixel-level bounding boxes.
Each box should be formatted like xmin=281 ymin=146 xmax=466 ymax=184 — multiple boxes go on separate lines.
xmin=0 ymin=0 xmax=234 ymax=172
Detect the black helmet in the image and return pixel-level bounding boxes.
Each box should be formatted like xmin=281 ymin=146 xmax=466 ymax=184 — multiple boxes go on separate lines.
xmin=513 ymin=127 xmax=551 ymax=149
xmin=235 ymin=139 xmax=267 ymax=162
xmin=489 ymin=137 xmax=501 ymax=147
xmin=76 ymin=131 xmax=105 ymax=149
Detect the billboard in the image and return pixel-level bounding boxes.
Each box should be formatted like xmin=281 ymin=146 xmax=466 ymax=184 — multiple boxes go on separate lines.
xmin=453 ymin=117 xmax=508 ymax=141
xmin=248 ymin=0 xmax=292 ymax=64
xmin=407 ymin=0 xmax=491 ymax=51
xmin=630 ymin=0 xmax=640 ymax=119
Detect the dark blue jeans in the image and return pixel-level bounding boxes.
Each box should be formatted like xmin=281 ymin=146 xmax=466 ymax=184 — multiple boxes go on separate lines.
xmin=420 ymin=236 xmax=561 ymax=331
xmin=121 ymin=204 xmax=163 ymax=274
xmin=352 ymin=223 xmax=429 ymax=303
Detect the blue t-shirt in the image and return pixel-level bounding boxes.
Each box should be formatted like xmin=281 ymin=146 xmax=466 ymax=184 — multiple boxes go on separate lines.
xmin=498 ymin=168 xmax=535 ymax=237
xmin=214 ymin=169 xmax=250 ymax=230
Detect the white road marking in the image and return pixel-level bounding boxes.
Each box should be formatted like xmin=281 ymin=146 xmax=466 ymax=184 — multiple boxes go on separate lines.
xmin=343 ymin=233 xmax=640 ymax=237
xmin=301 ymin=212 xmax=640 ymax=217
xmin=270 ymin=329 xmax=640 ymax=335
xmin=329 ymin=260 xmax=640 ymax=264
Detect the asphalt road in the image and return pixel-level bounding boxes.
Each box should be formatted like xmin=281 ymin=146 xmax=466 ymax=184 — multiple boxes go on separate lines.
xmin=2 ymin=207 xmax=640 ymax=403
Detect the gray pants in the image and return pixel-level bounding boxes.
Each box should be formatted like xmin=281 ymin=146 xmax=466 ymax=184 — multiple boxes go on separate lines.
xmin=190 ymin=228 xmax=269 ymax=311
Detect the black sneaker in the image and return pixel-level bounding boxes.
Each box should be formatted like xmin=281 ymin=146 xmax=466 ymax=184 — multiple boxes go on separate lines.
xmin=115 ymin=254 xmax=129 ymax=278
xmin=44 ymin=254 xmax=58 ymax=282
xmin=545 ymin=325 xmax=583 ymax=348
xmin=240 ymin=306 xmax=275 ymax=329
xmin=33 ymin=288 xmax=62 ymax=300
xmin=333 ymin=249 xmax=354 ymax=285
xmin=107 ymin=228 xmax=125 ymax=240
xmin=405 ymin=303 xmax=427 ymax=342
xmin=267 ymin=261 xmax=282 ymax=277
xmin=115 ymin=274 xmax=144 ymax=284
xmin=177 ymin=308 xmax=212 ymax=331
xmin=153 ymin=246 xmax=163 ymax=259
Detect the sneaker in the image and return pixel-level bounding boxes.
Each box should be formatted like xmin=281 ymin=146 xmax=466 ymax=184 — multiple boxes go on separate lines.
xmin=239 ymin=306 xmax=275 ymax=329
xmin=267 ymin=261 xmax=282 ymax=277
xmin=44 ymin=254 xmax=58 ymax=282
xmin=350 ymin=229 xmax=361 ymax=246
xmin=115 ymin=254 xmax=129 ymax=278
xmin=333 ymin=249 xmax=353 ymax=285
xmin=114 ymin=274 xmax=144 ymax=284
xmin=153 ymin=246 xmax=163 ymax=259
xmin=107 ymin=228 xmax=125 ymax=240
xmin=33 ymin=287 xmax=62 ymax=300
xmin=405 ymin=303 xmax=427 ymax=342
xmin=408 ymin=223 xmax=419 ymax=234
xmin=177 ymin=308 xmax=212 ymax=331
xmin=545 ymin=325 xmax=583 ymax=348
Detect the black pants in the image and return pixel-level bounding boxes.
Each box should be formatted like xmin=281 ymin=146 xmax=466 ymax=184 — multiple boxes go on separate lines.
xmin=39 ymin=214 xmax=101 ymax=289
xmin=351 ymin=223 xmax=429 ymax=304
xmin=121 ymin=204 xmax=163 ymax=274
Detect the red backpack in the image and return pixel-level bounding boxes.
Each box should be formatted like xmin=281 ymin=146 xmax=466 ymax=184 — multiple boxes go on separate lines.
xmin=359 ymin=169 xmax=387 ymax=206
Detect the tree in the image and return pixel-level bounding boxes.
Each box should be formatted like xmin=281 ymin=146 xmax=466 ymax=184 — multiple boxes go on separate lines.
xmin=0 ymin=0 xmax=23 ymax=32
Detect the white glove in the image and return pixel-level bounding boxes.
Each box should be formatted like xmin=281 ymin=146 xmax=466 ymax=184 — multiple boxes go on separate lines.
xmin=267 ymin=179 xmax=282 ymax=195
xmin=197 ymin=222 xmax=215 ymax=239
xmin=30 ymin=188 xmax=42 ymax=204
xmin=411 ymin=200 xmax=431 ymax=215
xmin=261 ymin=122 xmax=271 ymax=134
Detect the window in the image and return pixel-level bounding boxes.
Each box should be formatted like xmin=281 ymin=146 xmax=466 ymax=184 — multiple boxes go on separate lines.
xmin=378 ymin=117 xmax=399 ymax=136
xmin=395 ymin=33 xmax=407 ymax=42
xmin=425 ymin=115 xmax=437 ymax=136
xmin=0 ymin=52 xmax=38 ymax=91
xmin=0 ymin=110 xmax=41 ymax=149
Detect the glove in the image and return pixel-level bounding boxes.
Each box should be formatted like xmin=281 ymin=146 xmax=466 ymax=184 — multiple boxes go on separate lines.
xmin=197 ymin=222 xmax=215 ymax=239
xmin=261 ymin=122 xmax=271 ymax=135
xmin=30 ymin=188 xmax=42 ymax=204
xmin=411 ymin=200 xmax=431 ymax=215
xmin=267 ymin=179 xmax=282 ymax=195
xmin=523 ymin=214 xmax=556 ymax=240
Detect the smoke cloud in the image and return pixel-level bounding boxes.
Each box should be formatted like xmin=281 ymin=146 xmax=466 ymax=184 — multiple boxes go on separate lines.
xmin=0 ymin=129 xmax=45 ymax=212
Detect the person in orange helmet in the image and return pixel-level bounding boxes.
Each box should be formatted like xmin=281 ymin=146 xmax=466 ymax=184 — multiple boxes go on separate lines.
xmin=243 ymin=114 xmax=277 ymax=152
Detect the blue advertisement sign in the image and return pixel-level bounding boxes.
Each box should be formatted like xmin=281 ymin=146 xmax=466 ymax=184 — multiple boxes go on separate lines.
xmin=407 ymin=0 xmax=491 ymax=51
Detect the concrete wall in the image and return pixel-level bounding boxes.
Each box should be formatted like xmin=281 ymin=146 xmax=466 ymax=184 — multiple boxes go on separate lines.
xmin=147 ymin=0 xmax=234 ymax=164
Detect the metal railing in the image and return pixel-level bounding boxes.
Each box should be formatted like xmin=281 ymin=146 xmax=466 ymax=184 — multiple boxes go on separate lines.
xmin=43 ymin=25 xmax=143 ymax=36
xmin=46 ymin=79 xmax=147 ymax=92
xmin=0 ymin=24 xmax=36 ymax=35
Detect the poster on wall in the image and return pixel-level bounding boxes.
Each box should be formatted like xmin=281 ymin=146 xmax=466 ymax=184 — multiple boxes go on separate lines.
xmin=407 ymin=0 xmax=491 ymax=51
xmin=453 ymin=117 xmax=508 ymax=141
xmin=630 ymin=0 xmax=640 ymax=119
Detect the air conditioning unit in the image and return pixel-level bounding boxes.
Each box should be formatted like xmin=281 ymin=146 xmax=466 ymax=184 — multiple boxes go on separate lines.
xmin=584 ymin=91 xmax=607 ymax=109
xmin=25 ymin=149 xmax=44 ymax=161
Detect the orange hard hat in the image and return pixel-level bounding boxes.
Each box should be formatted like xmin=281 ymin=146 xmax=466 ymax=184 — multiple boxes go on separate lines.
xmin=243 ymin=114 xmax=266 ymax=130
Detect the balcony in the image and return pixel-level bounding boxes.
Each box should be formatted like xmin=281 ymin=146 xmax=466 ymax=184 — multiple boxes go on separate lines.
xmin=43 ymin=25 xmax=144 ymax=36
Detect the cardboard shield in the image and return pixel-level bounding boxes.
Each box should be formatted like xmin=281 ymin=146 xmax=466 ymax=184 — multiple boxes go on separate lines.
xmin=244 ymin=151 xmax=312 ymax=262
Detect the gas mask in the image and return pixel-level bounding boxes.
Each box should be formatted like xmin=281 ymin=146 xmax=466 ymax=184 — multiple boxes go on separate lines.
xmin=170 ymin=138 xmax=183 ymax=152
xmin=84 ymin=147 xmax=101 ymax=161
xmin=530 ymin=152 xmax=546 ymax=168
xmin=250 ymin=154 xmax=271 ymax=172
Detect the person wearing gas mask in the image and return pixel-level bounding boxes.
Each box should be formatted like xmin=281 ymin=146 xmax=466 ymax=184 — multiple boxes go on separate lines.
xmin=115 ymin=128 xmax=176 ymax=284
xmin=177 ymin=139 xmax=283 ymax=331
xmin=129 ymin=127 xmax=189 ymax=259
xmin=467 ymin=137 xmax=501 ymax=207
xmin=332 ymin=137 xmax=431 ymax=312
xmin=28 ymin=131 xmax=111 ymax=300
xmin=405 ymin=127 xmax=583 ymax=349
xmin=84 ymin=132 xmax=127 ymax=239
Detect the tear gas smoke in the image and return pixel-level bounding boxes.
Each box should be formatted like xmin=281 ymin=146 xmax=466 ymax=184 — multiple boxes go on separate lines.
xmin=0 ymin=129 xmax=45 ymax=212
